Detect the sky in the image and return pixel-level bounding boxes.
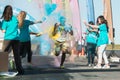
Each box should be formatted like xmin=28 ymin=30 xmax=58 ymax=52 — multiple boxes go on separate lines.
xmin=0 ymin=0 xmax=120 ymax=44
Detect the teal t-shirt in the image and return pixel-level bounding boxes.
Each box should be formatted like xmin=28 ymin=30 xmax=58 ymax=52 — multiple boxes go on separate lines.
xmin=86 ymin=27 xmax=98 ymax=44
xmin=0 ymin=21 xmax=2 ymax=29
xmin=19 ymin=20 xmax=33 ymax=42
xmin=97 ymin=24 xmax=109 ymax=46
xmin=2 ymin=16 xmax=19 ymax=40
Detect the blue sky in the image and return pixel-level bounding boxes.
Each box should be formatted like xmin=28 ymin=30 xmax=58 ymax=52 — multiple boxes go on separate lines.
xmin=0 ymin=0 xmax=120 ymax=44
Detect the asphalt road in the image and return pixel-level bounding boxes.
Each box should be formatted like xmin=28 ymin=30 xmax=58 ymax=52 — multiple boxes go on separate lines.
xmin=0 ymin=54 xmax=120 ymax=80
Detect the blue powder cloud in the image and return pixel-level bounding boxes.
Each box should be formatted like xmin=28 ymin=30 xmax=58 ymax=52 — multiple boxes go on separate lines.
xmin=44 ymin=3 xmax=57 ymax=16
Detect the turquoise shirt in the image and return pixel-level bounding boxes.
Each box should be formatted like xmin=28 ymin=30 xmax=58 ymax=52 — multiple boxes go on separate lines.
xmin=19 ymin=20 xmax=33 ymax=42
xmin=0 ymin=21 xmax=2 ymax=29
xmin=97 ymin=24 xmax=109 ymax=46
xmin=2 ymin=16 xmax=19 ymax=40
xmin=86 ymin=27 xmax=98 ymax=44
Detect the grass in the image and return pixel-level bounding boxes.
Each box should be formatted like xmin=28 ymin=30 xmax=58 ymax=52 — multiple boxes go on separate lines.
xmin=106 ymin=44 xmax=120 ymax=50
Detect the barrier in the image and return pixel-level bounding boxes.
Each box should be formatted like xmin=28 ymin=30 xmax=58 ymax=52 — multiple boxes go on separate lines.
xmin=0 ymin=52 xmax=8 ymax=72
xmin=79 ymin=48 xmax=85 ymax=56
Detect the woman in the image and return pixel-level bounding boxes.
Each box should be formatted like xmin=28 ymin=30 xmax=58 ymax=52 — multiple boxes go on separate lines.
xmin=1 ymin=5 xmax=24 ymax=74
xmin=85 ymin=21 xmax=98 ymax=67
xmin=17 ymin=11 xmax=42 ymax=64
xmin=84 ymin=15 xmax=110 ymax=69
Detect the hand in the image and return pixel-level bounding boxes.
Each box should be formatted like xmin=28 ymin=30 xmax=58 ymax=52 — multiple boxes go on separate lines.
xmin=83 ymin=32 xmax=87 ymax=35
xmin=111 ymin=42 xmax=114 ymax=45
xmin=83 ymin=20 xmax=88 ymax=26
xmin=39 ymin=21 xmax=42 ymax=23
xmin=36 ymin=32 xmax=43 ymax=37
xmin=42 ymin=17 xmax=47 ymax=22
xmin=2 ymin=30 xmax=6 ymax=33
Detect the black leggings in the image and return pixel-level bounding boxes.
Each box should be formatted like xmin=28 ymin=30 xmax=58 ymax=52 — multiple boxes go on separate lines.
xmin=87 ymin=42 xmax=96 ymax=64
xmin=20 ymin=41 xmax=32 ymax=63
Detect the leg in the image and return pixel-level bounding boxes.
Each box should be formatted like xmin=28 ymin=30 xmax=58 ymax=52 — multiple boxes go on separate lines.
xmin=97 ymin=46 xmax=104 ymax=65
xmin=26 ymin=41 xmax=32 ymax=63
xmin=54 ymin=43 xmax=61 ymax=56
xmin=2 ymin=40 xmax=14 ymax=69
xmin=100 ymin=44 xmax=109 ymax=64
xmin=91 ymin=44 xmax=96 ymax=64
xmin=87 ymin=43 xmax=92 ymax=65
xmin=94 ymin=45 xmax=104 ymax=68
xmin=60 ymin=42 xmax=69 ymax=67
xmin=94 ymin=44 xmax=106 ymax=68
xmin=101 ymin=44 xmax=110 ymax=68
xmin=87 ymin=50 xmax=92 ymax=65
xmin=19 ymin=42 xmax=27 ymax=58
xmin=60 ymin=51 xmax=66 ymax=67
xmin=2 ymin=40 xmax=11 ymax=52
xmin=103 ymin=50 xmax=109 ymax=64
xmin=91 ymin=50 xmax=95 ymax=64
xmin=102 ymin=50 xmax=110 ymax=68
xmin=11 ymin=40 xmax=24 ymax=74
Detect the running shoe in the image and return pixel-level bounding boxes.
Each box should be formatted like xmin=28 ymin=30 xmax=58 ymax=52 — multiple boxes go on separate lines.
xmin=93 ymin=65 xmax=102 ymax=69
xmin=60 ymin=66 xmax=64 ymax=69
xmin=102 ymin=65 xmax=110 ymax=69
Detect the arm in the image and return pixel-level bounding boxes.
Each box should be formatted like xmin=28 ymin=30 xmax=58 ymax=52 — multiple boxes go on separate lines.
xmin=1 ymin=21 xmax=7 ymax=33
xmin=83 ymin=21 xmax=99 ymax=29
xmin=69 ymin=30 xmax=73 ymax=35
xmin=30 ymin=32 xmax=38 ymax=35
xmin=30 ymin=32 xmax=42 ymax=37
xmin=87 ymin=28 xmax=98 ymax=32
xmin=29 ymin=20 xmax=42 ymax=25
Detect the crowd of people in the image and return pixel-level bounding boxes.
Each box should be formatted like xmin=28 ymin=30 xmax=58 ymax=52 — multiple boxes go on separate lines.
xmin=0 ymin=5 xmax=110 ymax=75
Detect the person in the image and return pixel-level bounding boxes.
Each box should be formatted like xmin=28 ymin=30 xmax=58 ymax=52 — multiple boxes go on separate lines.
xmin=58 ymin=17 xmax=74 ymax=68
xmin=17 ymin=11 xmax=42 ymax=64
xmin=0 ymin=21 xmax=2 ymax=29
xmin=51 ymin=16 xmax=73 ymax=68
xmin=1 ymin=5 xmax=24 ymax=74
xmin=84 ymin=15 xmax=110 ymax=69
xmin=84 ymin=21 xmax=98 ymax=67
xmin=50 ymin=23 xmax=66 ymax=68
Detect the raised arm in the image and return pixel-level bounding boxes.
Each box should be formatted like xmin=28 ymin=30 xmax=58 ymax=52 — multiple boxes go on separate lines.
xmin=87 ymin=28 xmax=98 ymax=33
xmin=29 ymin=20 xmax=42 ymax=25
xmin=83 ymin=21 xmax=99 ymax=29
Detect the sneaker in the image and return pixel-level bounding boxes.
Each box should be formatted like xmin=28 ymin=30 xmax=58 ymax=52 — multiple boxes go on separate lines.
xmin=91 ymin=64 xmax=95 ymax=67
xmin=18 ymin=69 xmax=24 ymax=75
xmin=102 ymin=65 xmax=110 ymax=69
xmin=0 ymin=72 xmax=18 ymax=78
xmin=26 ymin=62 xmax=34 ymax=67
xmin=18 ymin=71 xmax=24 ymax=75
xmin=88 ymin=64 xmax=91 ymax=67
xmin=60 ymin=66 xmax=64 ymax=69
xmin=93 ymin=65 xmax=102 ymax=69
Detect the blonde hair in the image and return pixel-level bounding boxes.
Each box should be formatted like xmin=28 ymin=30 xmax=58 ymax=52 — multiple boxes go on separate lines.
xmin=17 ymin=11 xmax=26 ymax=28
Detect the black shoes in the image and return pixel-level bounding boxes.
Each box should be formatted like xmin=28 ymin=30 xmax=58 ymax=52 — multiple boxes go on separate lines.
xmin=17 ymin=68 xmax=24 ymax=75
